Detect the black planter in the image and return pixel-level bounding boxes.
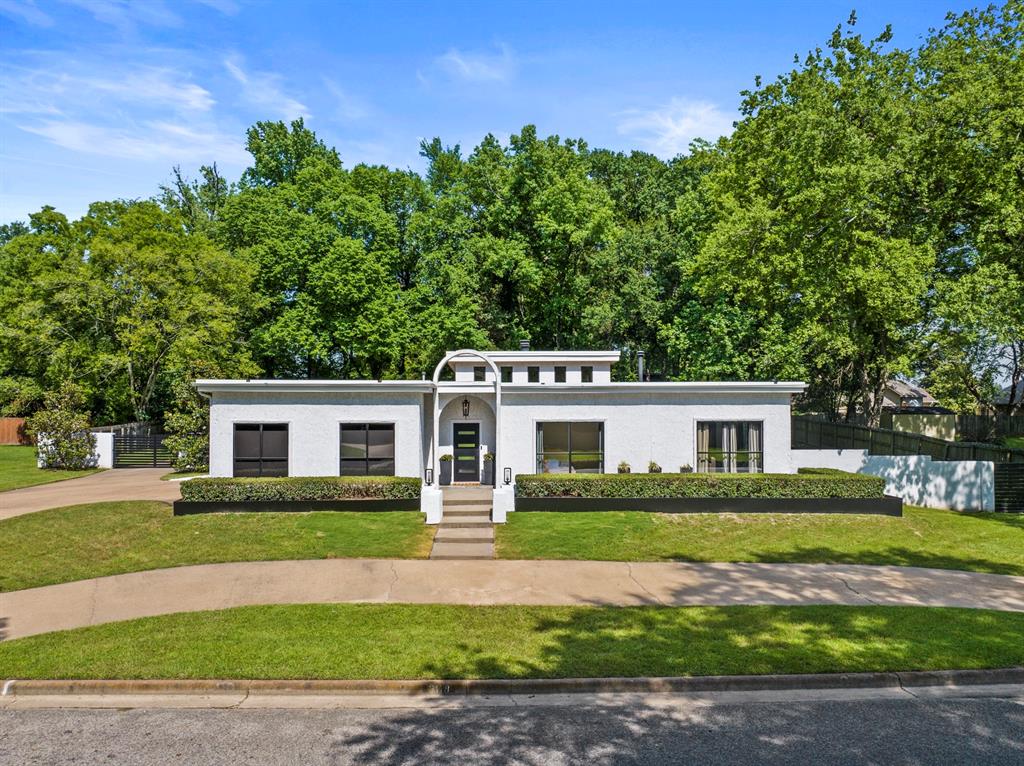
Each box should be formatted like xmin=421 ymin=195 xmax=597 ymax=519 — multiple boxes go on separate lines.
xmin=440 ymin=461 xmax=452 ymax=486
xmin=482 ymin=461 xmax=495 ymax=486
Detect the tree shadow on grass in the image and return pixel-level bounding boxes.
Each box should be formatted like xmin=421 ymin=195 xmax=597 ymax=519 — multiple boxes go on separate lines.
xmin=726 ymin=545 xmax=1024 ymax=576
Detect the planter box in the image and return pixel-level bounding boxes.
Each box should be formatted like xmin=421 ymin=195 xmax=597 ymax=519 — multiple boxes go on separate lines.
xmin=440 ymin=462 xmax=452 ymax=486
xmin=173 ymin=499 xmax=420 ymax=515
xmin=514 ymin=495 xmax=903 ymax=516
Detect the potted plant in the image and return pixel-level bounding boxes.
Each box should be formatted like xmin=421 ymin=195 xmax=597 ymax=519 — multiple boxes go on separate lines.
xmin=482 ymin=452 xmax=495 ymax=486
xmin=439 ymin=453 xmax=453 ymax=486
xmin=679 ymin=464 xmax=693 ymax=473
xmin=617 ymin=460 xmax=631 ymax=474
xmin=648 ymin=460 xmax=662 ymax=473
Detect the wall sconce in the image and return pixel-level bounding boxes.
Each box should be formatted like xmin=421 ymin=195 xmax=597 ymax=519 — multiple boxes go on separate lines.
xmin=462 ymin=398 xmax=471 ymax=417
xmin=503 ymin=467 xmax=512 ymax=485
xmin=425 ymin=468 xmax=434 ymax=486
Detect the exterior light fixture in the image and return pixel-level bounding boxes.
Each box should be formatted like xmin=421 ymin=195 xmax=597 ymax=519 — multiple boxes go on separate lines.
xmin=504 ymin=467 xmax=512 ymax=485
xmin=462 ymin=398 xmax=471 ymax=417
xmin=425 ymin=468 xmax=434 ymax=486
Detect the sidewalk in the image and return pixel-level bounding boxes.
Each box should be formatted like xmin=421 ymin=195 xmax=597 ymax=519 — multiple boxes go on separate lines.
xmin=3 ymin=559 xmax=1023 ymax=640
xmin=0 ymin=468 xmax=179 ymax=520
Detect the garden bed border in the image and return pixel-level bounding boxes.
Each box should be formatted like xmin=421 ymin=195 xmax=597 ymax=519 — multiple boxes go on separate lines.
xmin=513 ymin=495 xmax=903 ymax=516
xmin=173 ymin=499 xmax=420 ymax=515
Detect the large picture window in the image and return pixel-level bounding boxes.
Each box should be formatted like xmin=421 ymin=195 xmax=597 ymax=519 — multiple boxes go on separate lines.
xmin=340 ymin=423 xmax=396 ymax=476
xmin=697 ymin=421 xmax=762 ymax=473
xmin=536 ymin=422 xmax=603 ymax=473
xmin=233 ymin=423 xmax=288 ymax=477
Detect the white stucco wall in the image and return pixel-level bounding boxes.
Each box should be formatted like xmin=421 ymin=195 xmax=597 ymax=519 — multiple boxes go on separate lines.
xmin=208 ymin=391 xmax=424 ymax=478
xmin=37 ymin=431 xmax=113 ymax=469
xmin=497 ymin=391 xmax=795 ymax=479
xmin=791 ymin=449 xmax=995 ymax=511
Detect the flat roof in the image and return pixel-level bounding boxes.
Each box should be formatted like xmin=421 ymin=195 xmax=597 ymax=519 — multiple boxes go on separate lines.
xmin=196 ymin=379 xmax=806 ymax=395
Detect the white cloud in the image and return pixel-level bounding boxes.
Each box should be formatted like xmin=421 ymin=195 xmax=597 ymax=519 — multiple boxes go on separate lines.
xmin=1 ymin=63 xmax=215 ymax=115
xmin=0 ymin=0 xmax=53 ymax=27
xmin=21 ymin=118 xmax=247 ymax=164
xmin=60 ymin=0 xmax=182 ymax=33
xmin=4 ymin=53 xmax=244 ymax=168
xmin=617 ymin=98 xmax=734 ymax=157
xmin=435 ymin=43 xmax=516 ymax=83
xmin=225 ymin=55 xmax=310 ymax=120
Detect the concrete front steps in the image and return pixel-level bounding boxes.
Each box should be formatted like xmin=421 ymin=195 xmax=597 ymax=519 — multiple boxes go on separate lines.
xmin=430 ymin=486 xmax=494 ymax=560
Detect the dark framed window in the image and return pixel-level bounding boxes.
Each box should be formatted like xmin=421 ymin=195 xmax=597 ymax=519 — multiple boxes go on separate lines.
xmin=501 ymin=366 xmax=513 ymax=383
xmin=536 ymin=422 xmax=604 ymax=474
xmin=581 ymin=366 xmax=593 ymax=383
xmin=340 ymin=423 xmax=396 ymax=476
xmin=473 ymin=366 xmax=486 ymax=382
xmin=554 ymin=366 xmax=566 ymax=383
xmin=697 ymin=421 xmax=763 ymax=473
xmin=528 ymin=366 xmax=540 ymax=383
xmin=233 ymin=423 xmax=288 ymax=477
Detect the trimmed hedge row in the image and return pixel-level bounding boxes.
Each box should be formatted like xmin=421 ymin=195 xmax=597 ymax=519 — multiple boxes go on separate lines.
xmin=180 ymin=476 xmax=421 ymax=503
xmin=515 ymin=471 xmax=884 ymax=499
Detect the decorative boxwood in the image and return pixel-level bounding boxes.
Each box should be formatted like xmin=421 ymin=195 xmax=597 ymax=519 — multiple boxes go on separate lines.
xmin=515 ymin=470 xmax=885 ymax=499
xmin=175 ymin=476 xmax=421 ymax=514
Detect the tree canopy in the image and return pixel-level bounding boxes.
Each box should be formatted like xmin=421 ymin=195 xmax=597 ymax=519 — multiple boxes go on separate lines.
xmin=1 ymin=2 xmax=1021 ymax=424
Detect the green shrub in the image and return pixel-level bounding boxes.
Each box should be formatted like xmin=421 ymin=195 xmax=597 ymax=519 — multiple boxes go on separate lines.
xmin=26 ymin=384 xmax=96 ymax=470
xmin=515 ymin=471 xmax=884 ymax=499
xmin=181 ymin=476 xmax=421 ymax=502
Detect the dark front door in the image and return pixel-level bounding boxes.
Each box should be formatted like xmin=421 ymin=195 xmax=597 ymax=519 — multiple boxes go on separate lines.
xmin=452 ymin=423 xmax=480 ymax=482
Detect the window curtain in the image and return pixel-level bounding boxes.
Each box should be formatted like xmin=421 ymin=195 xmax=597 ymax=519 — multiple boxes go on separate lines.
xmin=748 ymin=423 xmax=762 ymax=473
xmin=723 ymin=422 xmax=736 ymax=473
xmin=697 ymin=423 xmax=710 ymax=472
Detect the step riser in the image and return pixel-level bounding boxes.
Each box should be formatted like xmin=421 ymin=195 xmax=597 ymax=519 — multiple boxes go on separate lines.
xmin=442 ymin=510 xmax=491 ymax=517
xmin=439 ymin=522 xmax=492 ymax=529
xmin=443 ymin=500 xmax=493 ymax=507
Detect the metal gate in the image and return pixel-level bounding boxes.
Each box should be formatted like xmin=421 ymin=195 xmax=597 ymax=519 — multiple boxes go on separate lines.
xmin=994 ymin=464 xmax=1024 ymax=513
xmin=113 ymin=434 xmax=173 ymax=468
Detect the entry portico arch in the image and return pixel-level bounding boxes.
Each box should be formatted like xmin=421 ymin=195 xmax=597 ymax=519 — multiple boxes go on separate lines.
xmin=430 ymin=349 xmax=502 ymax=484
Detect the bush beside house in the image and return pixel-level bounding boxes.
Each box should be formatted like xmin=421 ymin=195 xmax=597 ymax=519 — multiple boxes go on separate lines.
xmin=26 ymin=385 xmax=97 ymax=470
xmin=515 ymin=470 xmax=884 ymax=499
xmin=181 ymin=476 xmax=421 ymax=503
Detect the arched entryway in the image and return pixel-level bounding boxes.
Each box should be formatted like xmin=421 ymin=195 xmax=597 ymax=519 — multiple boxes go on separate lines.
xmin=438 ymin=394 xmax=496 ymax=484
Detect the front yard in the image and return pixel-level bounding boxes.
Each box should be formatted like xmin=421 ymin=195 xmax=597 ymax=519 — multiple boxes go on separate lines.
xmin=0 ymin=501 xmax=435 ymax=591
xmin=0 ymin=445 xmax=101 ymax=492
xmin=0 ymin=604 xmax=1020 ymax=680
xmin=495 ymin=506 xmax=1024 ymax=575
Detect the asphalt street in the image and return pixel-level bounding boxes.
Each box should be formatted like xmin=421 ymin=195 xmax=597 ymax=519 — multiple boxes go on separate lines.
xmin=2 ymin=691 xmax=1023 ymax=765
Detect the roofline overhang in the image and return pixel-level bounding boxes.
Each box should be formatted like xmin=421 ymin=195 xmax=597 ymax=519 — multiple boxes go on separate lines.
xmin=447 ymin=351 xmax=622 ymax=363
xmin=196 ymin=379 xmax=807 ymax=396
xmin=194 ymin=379 xmax=435 ymax=395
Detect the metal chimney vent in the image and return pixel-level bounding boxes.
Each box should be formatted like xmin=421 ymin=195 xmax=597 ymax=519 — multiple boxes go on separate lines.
xmin=519 ymin=339 xmax=530 ymax=351
xmin=637 ymin=350 xmax=646 ymax=381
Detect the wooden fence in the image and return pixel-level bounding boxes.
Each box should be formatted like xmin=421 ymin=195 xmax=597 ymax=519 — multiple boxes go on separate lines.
xmin=0 ymin=417 xmax=31 ymax=445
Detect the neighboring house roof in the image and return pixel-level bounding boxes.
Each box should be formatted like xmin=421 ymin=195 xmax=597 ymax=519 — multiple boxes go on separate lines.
xmin=995 ymin=382 xmax=1024 ymax=405
xmin=884 ymin=380 xmax=935 ymax=402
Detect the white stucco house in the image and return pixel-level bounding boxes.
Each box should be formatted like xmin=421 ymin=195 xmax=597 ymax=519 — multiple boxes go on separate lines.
xmin=196 ymin=346 xmax=806 ymax=522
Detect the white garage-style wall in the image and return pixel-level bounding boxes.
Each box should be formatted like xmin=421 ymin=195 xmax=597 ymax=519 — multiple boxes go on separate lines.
xmin=204 ymin=384 xmax=430 ymax=479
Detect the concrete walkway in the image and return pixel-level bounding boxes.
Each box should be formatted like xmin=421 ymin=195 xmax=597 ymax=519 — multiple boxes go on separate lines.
xmin=0 ymin=468 xmax=180 ymax=520
xmin=2 ymin=560 xmax=1022 ymax=640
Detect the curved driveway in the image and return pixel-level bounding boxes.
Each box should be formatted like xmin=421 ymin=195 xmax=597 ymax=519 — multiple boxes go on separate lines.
xmin=2 ymin=559 xmax=1022 ymax=640
xmin=0 ymin=469 xmax=180 ymax=520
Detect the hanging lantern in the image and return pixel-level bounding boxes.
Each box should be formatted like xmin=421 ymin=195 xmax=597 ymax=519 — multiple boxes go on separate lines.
xmin=462 ymin=398 xmax=471 ymax=417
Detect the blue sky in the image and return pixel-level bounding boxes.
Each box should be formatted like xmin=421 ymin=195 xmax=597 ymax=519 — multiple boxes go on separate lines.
xmin=1 ymin=0 xmax=975 ymax=223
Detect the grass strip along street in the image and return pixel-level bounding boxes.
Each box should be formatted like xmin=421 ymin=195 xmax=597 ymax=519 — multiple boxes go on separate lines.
xmin=0 ymin=501 xmax=435 ymax=592
xmin=0 ymin=604 xmax=1021 ymax=680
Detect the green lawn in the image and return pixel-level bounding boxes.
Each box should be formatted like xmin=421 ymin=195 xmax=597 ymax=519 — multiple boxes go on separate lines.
xmin=0 ymin=604 xmax=1021 ymax=680
xmin=0 ymin=501 xmax=435 ymax=592
xmin=496 ymin=506 xmax=1024 ymax=575
xmin=0 ymin=445 xmax=101 ymax=492
xmin=1003 ymin=435 xmax=1024 ymax=450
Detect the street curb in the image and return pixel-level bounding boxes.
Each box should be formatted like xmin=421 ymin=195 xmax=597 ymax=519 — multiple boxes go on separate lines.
xmin=4 ymin=668 xmax=1023 ymax=697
